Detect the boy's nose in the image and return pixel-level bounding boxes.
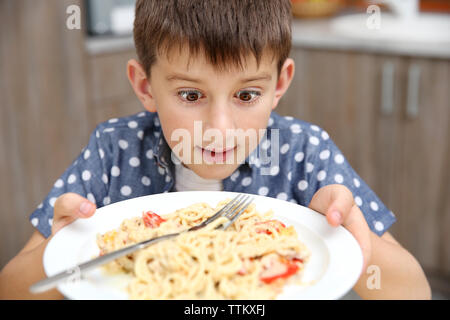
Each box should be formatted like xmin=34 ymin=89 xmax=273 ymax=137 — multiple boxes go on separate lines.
xmin=204 ymin=101 xmax=236 ymax=146
xmin=206 ymin=102 xmax=236 ymax=133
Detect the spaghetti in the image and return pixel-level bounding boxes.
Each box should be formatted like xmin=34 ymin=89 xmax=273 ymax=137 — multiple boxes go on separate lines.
xmin=96 ymin=199 xmax=310 ymax=299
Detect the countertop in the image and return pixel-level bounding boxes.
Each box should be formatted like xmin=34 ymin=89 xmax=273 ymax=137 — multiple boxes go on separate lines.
xmin=290 ymin=15 xmax=450 ymax=59
xmin=85 ymin=14 xmax=450 ymax=59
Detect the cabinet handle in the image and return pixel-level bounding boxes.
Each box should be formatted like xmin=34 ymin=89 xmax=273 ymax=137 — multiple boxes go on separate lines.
xmin=406 ymin=64 xmax=421 ymax=119
xmin=381 ymin=61 xmax=395 ymax=116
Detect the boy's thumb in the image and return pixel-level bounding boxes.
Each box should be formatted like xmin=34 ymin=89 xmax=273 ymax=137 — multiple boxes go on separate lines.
xmin=54 ymin=192 xmax=96 ymax=220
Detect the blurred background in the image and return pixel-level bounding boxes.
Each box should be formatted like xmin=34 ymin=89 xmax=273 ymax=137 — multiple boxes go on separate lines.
xmin=0 ymin=0 xmax=449 ymax=298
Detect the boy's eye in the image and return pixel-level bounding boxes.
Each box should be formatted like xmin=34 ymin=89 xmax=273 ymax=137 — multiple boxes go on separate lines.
xmin=235 ymin=90 xmax=261 ymax=103
xmin=178 ymin=90 xmax=204 ymax=102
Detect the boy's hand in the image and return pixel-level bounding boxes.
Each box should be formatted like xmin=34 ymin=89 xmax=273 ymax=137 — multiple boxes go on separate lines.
xmin=51 ymin=193 xmax=96 ymax=235
xmin=308 ymin=184 xmax=372 ymax=272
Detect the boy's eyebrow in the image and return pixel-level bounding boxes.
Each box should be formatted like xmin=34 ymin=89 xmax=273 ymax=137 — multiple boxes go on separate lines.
xmin=165 ymin=72 xmax=272 ymax=84
xmin=239 ymin=73 xmax=272 ymax=83
xmin=166 ymin=74 xmax=203 ymax=84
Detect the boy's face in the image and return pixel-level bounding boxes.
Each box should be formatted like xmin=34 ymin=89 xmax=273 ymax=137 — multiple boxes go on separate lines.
xmin=128 ymin=47 xmax=294 ymax=180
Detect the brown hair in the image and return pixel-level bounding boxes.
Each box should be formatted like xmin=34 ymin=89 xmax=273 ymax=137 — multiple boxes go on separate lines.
xmin=133 ymin=0 xmax=292 ymax=77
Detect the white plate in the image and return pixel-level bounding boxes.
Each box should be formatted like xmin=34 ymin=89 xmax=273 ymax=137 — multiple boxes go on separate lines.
xmin=43 ymin=191 xmax=363 ymax=300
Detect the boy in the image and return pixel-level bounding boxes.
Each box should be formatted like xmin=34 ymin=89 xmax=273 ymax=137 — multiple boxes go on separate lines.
xmin=0 ymin=0 xmax=430 ymax=299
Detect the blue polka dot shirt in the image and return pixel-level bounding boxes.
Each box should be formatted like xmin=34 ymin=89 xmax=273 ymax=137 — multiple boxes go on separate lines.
xmin=30 ymin=111 xmax=396 ymax=238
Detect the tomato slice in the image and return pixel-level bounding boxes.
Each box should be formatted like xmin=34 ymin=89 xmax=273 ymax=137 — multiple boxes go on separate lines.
xmin=142 ymin=211 xmax=166 ymax=228
xmin=260 ymin=258 xmax=299 ymax=284
xmin=255 ymin=220 xmax=286 ymax=235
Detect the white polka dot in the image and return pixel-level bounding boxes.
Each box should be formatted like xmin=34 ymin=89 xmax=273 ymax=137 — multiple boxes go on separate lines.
xmin=334 ymin=174 xmax=344 ymax=184
xmin=270 ymin=166 xmax=280 ymax=176
xmin=87 ymin=193 xmax=96 ymax=204
xmin=374 ymin=221 xmax=384 ymax=232
xmin=319 ymin=150 xmax=330 ymax=160
xmin=355 ymin=196 xmax=363 ymax=206
xmin=309 ymin=136 xmax=320 ymax=146
xmin=146 ymin=149 xmax=154 ymax=159
xmin=280 ymin=143 xmax=290 ymax=154
xmin=165 ymin=175 xmax=171 ymax=183
xmin=137 ymin=130 xmax=144 ymax=140
xmin=294 ymin=152 xmax=304 ymax=162
xmin=141 ymin=176 xmax=151 ymax=186
xmin=158 ymin=166 xmax=165 ymax=175
xmin=290 ymin=124 xmax=302 ymax=134
xmin=102 ymin=173 xmax=108 ymax=184
xmin=154 ymin=131 xmax=160 ymax=137
xmin=258 ymin=186 xmax=269 ymax=196
xmin=252 ymin=158 xmax=261 ymax=168
xmin=54 ymin=179 xmax=64 ymax=188
xmin=311 ymin=125 xmax=320 ymax=131
xmin=154 ymin=117 xmax=160 ymax=126
xmin=103 ymin=128 xmax=114 ymax=133
xmin=49 ymin=197 xmax=57 ymax=207
xmin=261 ymin=140 xmax=270 ymax=150
xmin=108 ymin=118 xmax=118 ymax=123
xmin=96 ymin=131 xmax=100 ymax=138
xmin=268 ymin=117 xmax=274 ymax=126
xmin=128 ymin=121 xmax=138 ymax=129
xmin=370 ymin=201 xmax=379 ymax=211
xmin=321 ymin=131 xmax=329 ymax=140
xmin=98 ymin=148 xmax=105 ymax=159
xmin=121 ymin=186 xmax=132 ymax=196
xmin=83 ymin=149 xmax=91 ymax=160
xmin=284 ymin=116 xmax=293 ymax=121
xmin=306 ymin=162 xmax=314 ymax=173
xmin=353 ymin=178 xmax=361 ymax=188
xmin=277 ymin=192 xmax=288 ymax=201
xmin=230 ymin=170 xmax=240 ymax=181
xmin=82 ymin=170 xmax=91 ymax=181
xmin=103 ymin=197 xmax=111 ymax=205
xmin=31 ymin=217 xmax=39 ymax=227
xmin=48 ymin=218 xmax=53 ymax=226
xmin=129 ymin=157 xmax=140 ymax=167
xmin=317 ymin=170 xmax=327 ymax=181
xmin=334 ymin=154 xmax=344 ymax=164
xmin=298 ymin=180 xmax=308 ymax=191
xmin=138 ymin=112 xmax=146 ymax=117
xmin=287 ymin=172 xmax=292 ymax=181
xmin=111 ymin=166 xmax=120 ymax=177
xmin=37 ymin=203 xmax=43 ymax=209
xmin=241 ymin=177 xmax=252 ymax=186
xmin=68 ymin=174 xmax=77 ymax=184
xmin=118 ymin=139 xmax=128 ymax=150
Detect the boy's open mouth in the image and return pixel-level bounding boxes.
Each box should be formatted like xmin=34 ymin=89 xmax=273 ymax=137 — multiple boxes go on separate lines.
xmin=197 ymin=145 xmax=237 ymax=164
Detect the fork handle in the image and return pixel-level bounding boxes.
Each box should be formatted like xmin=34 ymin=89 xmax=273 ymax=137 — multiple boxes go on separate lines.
xmin=29 ymin=232 xmax=179 ymax=294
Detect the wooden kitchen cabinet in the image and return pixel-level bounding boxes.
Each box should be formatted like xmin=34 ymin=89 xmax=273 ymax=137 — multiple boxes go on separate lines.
xmin=277 ymin=48 xmax=450 ymax=279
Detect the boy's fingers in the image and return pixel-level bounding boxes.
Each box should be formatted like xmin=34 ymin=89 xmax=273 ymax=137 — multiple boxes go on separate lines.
xmin=54 ymin=192 xmax=96 ymax=219
xmin=309 ymin=184 xmax=354 ymax=227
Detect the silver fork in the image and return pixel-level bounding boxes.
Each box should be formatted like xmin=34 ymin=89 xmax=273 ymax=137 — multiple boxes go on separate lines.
xmin=29 ymin=194 xmax=254 ymax=294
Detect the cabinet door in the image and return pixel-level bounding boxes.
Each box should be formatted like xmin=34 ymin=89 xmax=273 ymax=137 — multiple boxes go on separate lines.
xmin=391 ymin=57 xmax=450 ymax=273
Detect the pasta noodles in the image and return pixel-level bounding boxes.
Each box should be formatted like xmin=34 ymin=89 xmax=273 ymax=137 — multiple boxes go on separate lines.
xmin=96 ymin=199 xmax=310 ymax=299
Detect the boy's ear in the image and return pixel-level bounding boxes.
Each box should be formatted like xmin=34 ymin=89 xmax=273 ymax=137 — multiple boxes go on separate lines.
xmin=272 ymin=58 xmax=295 ymax=110
xmin=127 ymin=59 xmax=157 ymax=113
